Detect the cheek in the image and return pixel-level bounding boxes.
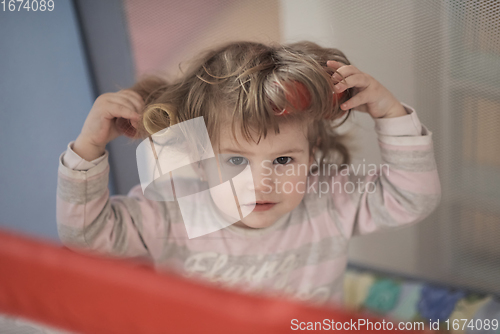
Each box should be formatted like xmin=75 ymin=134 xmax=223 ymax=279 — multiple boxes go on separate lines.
xmin=277 ymin=171 xmax=309 ymax=200
xmin=203 ymin=163 xmax=222 ymax=185
xmin=291 ymin=175 xmax=308 ymax=197
xmin=279 ymin=181 xmax=306 ymax=214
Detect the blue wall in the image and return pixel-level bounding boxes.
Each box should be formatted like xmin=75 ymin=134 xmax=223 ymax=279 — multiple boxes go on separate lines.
xmin=0 ymin=0 xmax=95 ymax=241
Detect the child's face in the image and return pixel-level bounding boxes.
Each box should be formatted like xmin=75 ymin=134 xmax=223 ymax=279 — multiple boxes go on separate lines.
xmin=200 ymin=120 xmax=314 ymax=229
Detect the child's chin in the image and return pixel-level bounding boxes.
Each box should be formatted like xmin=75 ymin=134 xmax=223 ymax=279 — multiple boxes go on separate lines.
xmin=237 ymin=218 xmax=275 ymax=229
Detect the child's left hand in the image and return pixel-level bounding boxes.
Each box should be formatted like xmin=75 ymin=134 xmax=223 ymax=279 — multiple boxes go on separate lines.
xmin=327 ymin=60 xmax=407 ymax=119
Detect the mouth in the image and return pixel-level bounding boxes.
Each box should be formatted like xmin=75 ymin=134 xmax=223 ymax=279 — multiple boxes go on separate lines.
xmin=243 ymin=201 xmax=276 ymax=206
xmin=241 ymin=201 xmax=277 ymax=212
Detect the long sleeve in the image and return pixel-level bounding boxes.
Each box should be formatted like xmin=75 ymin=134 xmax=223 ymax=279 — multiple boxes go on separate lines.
xmin=56 ymin=141 xmax=168 ymax=260
xmin=331 ymin=102 xmax=442 ymax=238
xmin=61 ymin=141 xmax=107 ymax=171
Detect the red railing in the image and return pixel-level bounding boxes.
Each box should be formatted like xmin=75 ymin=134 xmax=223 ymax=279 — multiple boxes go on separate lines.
xmin=0 ymin=227 xmax=434 ymax=334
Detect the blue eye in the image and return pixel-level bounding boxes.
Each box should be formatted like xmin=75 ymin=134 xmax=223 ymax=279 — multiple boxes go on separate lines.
xmin=227 ymin=157 xmax=248 ymax=165
xmin=274 ymin=157 xmax=293 ymax=165
xmin=226 ymin=156 xmax=293 ymax=166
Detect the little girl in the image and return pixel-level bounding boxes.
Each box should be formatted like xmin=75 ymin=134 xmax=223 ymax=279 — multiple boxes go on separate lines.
xmin=56 ymin=41 xmax=441 ymax=307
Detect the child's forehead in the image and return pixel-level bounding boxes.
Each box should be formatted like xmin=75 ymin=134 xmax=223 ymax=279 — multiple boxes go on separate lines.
xmin=217 ymin=119 xmax=309 ymax=151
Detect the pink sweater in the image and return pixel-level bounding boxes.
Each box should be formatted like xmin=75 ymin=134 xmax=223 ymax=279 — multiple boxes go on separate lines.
xmin=56 ymin=102 xmax=441 ymax=307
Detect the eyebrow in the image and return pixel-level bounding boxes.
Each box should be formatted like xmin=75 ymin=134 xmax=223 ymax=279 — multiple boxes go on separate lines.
xmin=219 ymin=148 xmax=305 ymax=155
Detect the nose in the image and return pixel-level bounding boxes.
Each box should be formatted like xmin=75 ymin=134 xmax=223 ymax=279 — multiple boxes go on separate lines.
xmin=247 ymin=162 xmax=274 ymax=193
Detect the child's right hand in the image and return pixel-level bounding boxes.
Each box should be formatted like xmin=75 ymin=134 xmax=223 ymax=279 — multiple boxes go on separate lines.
xmin=73 ymin=89 xmax=144 ymax=161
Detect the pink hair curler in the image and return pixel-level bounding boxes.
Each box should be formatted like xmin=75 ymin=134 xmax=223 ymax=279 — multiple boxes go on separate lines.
xmin=271 ymin=80 xmax=345 ymax=118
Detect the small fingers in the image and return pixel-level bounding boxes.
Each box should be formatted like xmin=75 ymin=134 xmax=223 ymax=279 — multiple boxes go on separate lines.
xmin=326 ymin=60 xmax=346 ymax=69
xmin=340 ymin=90 xmax=369 ymax=110
xmin=111 ymin=95 xmax=138 ymax=113
xmin=329 ymin=65 xmax=363 ymax=89
xmin=333 ymin=73 xmax=370 ymax=93
xmin=107 ymin=95 xmax=141 ymax=121
xmin=119 ymin=89 xmax=145 ymax=113
xmin=130 ymin=118 xmax=139 ymax=129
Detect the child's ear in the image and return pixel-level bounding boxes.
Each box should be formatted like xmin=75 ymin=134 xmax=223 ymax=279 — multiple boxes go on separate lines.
xmin=311 ymin=138 xmax=321 ymax=162
xmin=309 ymin=146 xmax=317 ymax=167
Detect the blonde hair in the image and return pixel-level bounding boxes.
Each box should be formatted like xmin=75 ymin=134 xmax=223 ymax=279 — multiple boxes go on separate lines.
xmin=128 ymin=40 xmax=354 ymax=173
